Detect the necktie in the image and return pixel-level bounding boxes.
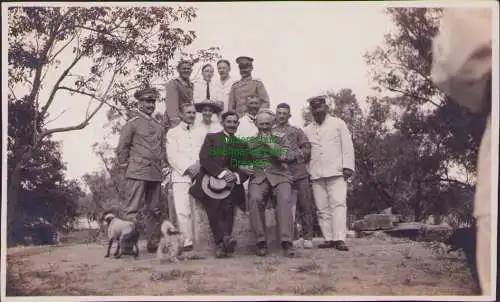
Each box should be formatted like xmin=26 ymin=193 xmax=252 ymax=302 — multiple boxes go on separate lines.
xmin=206 ymin=81 xmax=210 ymax=100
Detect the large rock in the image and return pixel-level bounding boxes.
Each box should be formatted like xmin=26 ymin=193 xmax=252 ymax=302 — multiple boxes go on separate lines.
xmin=353 ymin=214 xmax=394 ymax=231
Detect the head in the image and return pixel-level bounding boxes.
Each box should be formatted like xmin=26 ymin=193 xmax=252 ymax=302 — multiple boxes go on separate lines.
xmin=275 ymin=103 xmax=291 ymax=126
xmin=201 ymin=64 xmax=214 ymax=82
xmin=177 ymin=60 xmax=193 ymax=81
xmin=201 ymin=105 xmax=214 ymax=124
xmin=217 ymin=59 xmax=231 ymax=79
xmin=308 ymin=97 xmax=328 ymax=124
xmin=221 ymin=111 xmax=240 ymax=135
xmin=101 ymin=212 xmax=116 ymax=225
xmin=236 ymin=56 xmax=254 ymax=78
xmin=134 ymin=88 xmax=159 ymax=116
xmin=246 ymin=95 xmax=261 ymax=116
xmin=181 ymin=103 xmax=197 ymax=125
xmin=255 ymin=110 xmax=275 ymax=134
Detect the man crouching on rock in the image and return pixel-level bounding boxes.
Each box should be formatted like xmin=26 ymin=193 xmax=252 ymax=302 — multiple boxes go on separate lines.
xmin=189 ymin=111 xmax=251 ymax=258
xmin=116 ymin=87 xmax=170 ymax=254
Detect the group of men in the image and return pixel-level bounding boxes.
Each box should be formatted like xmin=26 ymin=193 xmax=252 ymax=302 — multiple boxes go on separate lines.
xmin=116 ymin=55 xmax=356 ymax=258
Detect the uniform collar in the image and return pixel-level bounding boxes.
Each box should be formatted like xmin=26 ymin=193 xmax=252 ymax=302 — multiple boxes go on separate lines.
xmin=246 ymin=113 xmax=256 ymax=122
xmin=177 ymin=77 xmax=193 ymax=88
xmin=134 ymin=109 xmax=152 ymax=120
xmin=181 ymin=121 xmax=194 ymax=130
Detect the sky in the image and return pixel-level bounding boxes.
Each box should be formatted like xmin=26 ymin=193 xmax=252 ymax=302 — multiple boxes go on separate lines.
xmin=10 ymin=3 xmax=396 ymax=185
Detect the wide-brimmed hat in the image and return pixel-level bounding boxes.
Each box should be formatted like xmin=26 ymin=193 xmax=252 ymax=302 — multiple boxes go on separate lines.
xmin=201 ymin=174 xmax=234 ymax=200
xmin=194 ymin=100 xmax=224 ymax=114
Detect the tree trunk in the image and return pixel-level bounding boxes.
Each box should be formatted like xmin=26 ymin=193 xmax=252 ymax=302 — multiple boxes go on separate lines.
xmin=7 ymin=162 xmax=23 ymax=247
xmin=414 ymin=183 xmax=422 ymax=222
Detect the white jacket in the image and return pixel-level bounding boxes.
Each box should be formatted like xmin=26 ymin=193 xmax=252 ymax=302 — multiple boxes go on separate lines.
xmin=166 ymin=122 xmax=205 ymax=183
xmin=304 ymin=114 xmax=355 ymax=180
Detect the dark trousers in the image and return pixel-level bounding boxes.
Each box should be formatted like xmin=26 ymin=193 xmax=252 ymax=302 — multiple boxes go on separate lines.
xmin=293 ymin=177 xmax=314 ymax=240
xmin=248 ymin=180 xmax=294 ymax=244
xmin=201 ymin=197 xmax=235 ymax=245
xmin=123 ymin=179 xmax=162 ymax=244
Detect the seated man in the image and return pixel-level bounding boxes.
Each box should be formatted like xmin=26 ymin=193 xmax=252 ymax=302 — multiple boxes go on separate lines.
xmin=189 ymin=111 xmax=250 ymax=258
xmin=247 ymin=109 xmax=302 ymax=257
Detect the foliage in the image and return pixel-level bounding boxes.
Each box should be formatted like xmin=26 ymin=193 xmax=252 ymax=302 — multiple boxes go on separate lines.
xmin=7 ymin=6 xmax=218 ymax=244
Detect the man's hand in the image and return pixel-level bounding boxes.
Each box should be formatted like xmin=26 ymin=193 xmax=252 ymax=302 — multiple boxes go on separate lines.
xmin=162 ymin=166 xmax=172 ymax=178
xmin=223 ymin=172 xmax=237 ymax=184
xmin=240 ymin=167 xmax=254 ymax=176
xmin=185 ymin=163 xmax=200 ymax=180
xmin=343 ymin=168 xmax=354 ymax=181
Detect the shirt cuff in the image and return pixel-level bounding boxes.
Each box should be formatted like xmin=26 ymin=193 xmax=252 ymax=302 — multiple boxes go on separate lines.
xmin=218 ymin=170 xmax=228 ymax=179
xmin=234 ymin=173 xmax=241 ymax=185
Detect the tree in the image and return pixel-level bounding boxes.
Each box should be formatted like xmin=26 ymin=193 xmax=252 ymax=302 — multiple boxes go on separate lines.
xmin=7 ymin=6 xmax=219 ymax=245
xmin=8 ymin=97 xmax=85 ymax=233
xmin=362 ymin=7 xmax=485 ymax=224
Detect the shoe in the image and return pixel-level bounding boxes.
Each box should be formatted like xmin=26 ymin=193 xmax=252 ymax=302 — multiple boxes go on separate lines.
xmin=223 ymin=236 xmax=237 ymax=256
xmin=334 ymin=240 xmax=349 ymax=251
xmin=183 ymin=245 xmax=194 ymax=252
xmin=282 ymin=241 xmax=295 ymax=258
xmin=255 ymin=242 xmax=267 ymax=257
xmin=303 ymin=240 xmax=314 ymax=249
xmin=147 ymin=241 xmax=158 ymax=253
xmin=318 ymin=240 xmax=336 ymax=249
xmin=215 ymin=243 xmax=226 ymax=258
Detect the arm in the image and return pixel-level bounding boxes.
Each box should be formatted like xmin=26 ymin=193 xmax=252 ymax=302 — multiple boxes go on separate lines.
xmin=227 ymin=85 xmax=236 ymax=111
xmin=431 ymin=8 xmax=492 ymax=113
xmin=166 ymin=129 xmax=193 ymax=175
xmin=116 ymin=122 xmax=135 ymax=168
xmin=165 ymin=80 xmax=181 ymax=128
xmin=199 ymin=134 xmax=228 ymax=177
xmin=297 ymin=128 xmax=312 ymax=163
xmin=256 ymin=81 xmax=270 ymax=109
xmin=160 ymin=129 xmax=169 ymax=169
xmin=339 ymin=121 xmax=355 ymax=172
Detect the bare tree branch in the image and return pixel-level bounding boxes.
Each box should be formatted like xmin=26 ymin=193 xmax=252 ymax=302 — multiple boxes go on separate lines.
xmin=45 ymin=109 xmax=68 ymax=124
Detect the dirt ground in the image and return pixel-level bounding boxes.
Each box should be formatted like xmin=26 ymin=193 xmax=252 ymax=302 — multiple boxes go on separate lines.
xmin=6 ymin=230 xmax=477 ymax=297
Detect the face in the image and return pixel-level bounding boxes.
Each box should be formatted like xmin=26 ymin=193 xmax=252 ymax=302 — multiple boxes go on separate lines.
xmin=217 ymin=62 xmax=230 ymax=78
xmin=255 ymin=113 xmax=274 ymax=132
xmin=310 ymin=103 xmax=328 ymax=123
xmin=246 ymin=97 xmax=261 ymax=114
xmin=222 ymin=114 xmax=239 ymax=135
xmin=181 ymin=105 xmax=197 ymax=124
xmin=201 ymin=106 xmax=214 ymax=122
xmin=178 ymin=63 xmax=193 ymax=80
xmin=138 ymin=99 xmax=156 ymax=116
xmin=202 ymin=65 xmax=214 ymax=82
xmin=276 ymin=107 xmax=291 ymax=125
xmin=239 ymin=65 xmax=253 ymax=78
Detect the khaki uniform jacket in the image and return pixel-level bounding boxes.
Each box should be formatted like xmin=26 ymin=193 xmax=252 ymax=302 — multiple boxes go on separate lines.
xmin=247 ymin=130 xmax=302 ymax=187
xmin=116 ymin=110 xmax=167 ymax=182
xmin=227 ymin=77 xmax=270 ymax=117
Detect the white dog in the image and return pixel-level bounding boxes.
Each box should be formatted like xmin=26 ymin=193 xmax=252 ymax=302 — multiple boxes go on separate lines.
xmin=157 ymin=219 xmax=184 ymax=263
xmin=102 ymin=212 xmax=139 ymax=259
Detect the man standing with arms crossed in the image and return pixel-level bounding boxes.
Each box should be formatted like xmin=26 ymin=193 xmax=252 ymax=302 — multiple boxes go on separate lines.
xmin=116 ymin=87 xmax=169 ymax=253
xmin=274 ymin=102 xmax=314 ymax=249
xmin=304 ymin=95 xmax=355 ymax=251
xmin=227 ymin=56 xmax=270 ymax=118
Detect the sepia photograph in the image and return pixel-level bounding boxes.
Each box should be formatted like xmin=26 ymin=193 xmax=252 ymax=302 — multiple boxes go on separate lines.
xmin=1 ymin=1 xmax=498 ymax=301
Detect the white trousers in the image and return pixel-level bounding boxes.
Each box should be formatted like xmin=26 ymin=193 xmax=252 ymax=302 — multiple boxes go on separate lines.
xmin=311 ymin=176 xmax=347 ymax=241
xmin=172 ymin=182 xmax=195 ymax=247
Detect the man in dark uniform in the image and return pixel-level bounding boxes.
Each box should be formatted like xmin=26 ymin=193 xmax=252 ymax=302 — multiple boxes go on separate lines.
xmin=116 ymin=87 xmax=170 ymax=253
xmin=227 ymin=56 xmax=270 ymax=118
xmin=273 ymin=102 xmax=314 ymax=249
xmin=165 ymin=60 xmax=194 ymax=129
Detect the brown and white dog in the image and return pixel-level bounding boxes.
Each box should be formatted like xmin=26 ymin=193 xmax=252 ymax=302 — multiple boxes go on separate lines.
xmin=102 ymin=212 xmax=139 ymax=259
xmin=157 ymin=219 xmax=184 ymax=263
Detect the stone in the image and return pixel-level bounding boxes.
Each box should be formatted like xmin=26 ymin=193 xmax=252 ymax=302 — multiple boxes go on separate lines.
xmin=354 ymin=214 xmax=394 ymax=231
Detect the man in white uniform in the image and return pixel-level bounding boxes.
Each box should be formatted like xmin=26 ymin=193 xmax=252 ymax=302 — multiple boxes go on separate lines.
xmin=166 ymin=103 xmax=206 ymax=251
xmin=304 ymin=95 xmax=355 ymax=251
xmin=431 ymin=8 xmax=494 ymax=296
xmin=235 ymin=95 xmax=260 ymax=139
